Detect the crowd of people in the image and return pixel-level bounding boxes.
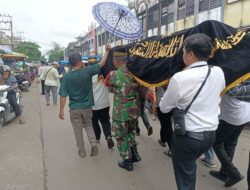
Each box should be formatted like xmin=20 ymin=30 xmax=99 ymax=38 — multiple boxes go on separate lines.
xmin=35 ymin=33 xmax=250 ymax=190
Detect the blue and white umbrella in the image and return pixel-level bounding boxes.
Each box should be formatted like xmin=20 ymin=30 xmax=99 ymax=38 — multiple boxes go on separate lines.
xmin=92 ymin=2 xmax=143 ymax=41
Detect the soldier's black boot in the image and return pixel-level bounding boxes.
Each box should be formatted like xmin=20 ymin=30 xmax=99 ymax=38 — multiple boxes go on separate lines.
xmin=131 ymin=146 xmax=142 ymax=162
xmin=118 ymin=159 xmax=133 ymax=171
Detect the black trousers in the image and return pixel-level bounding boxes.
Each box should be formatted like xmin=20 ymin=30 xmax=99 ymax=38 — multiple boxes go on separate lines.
xmin=6 ymin=92 xmax=21 ymax=117
xmin=213 ymin=120 xmax=245 ymax=178
xmin=136 ymin=99 xmax=151 ymax=133
xmin=41 ymin=80 xmax=45 ymax=95
xmin=156 ymin=108 xmax=173 ymax=149
xmin=172 ymin=132 xmax=215 ymax=190
xmin=92 ymin=107 xmax=112 ymax=140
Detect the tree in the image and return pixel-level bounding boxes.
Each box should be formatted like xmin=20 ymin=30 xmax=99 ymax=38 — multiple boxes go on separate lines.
xmin=47 ymin=42 xmax=64 ymax=63
xmin=14 ymin=41 xmax=41 ymax=62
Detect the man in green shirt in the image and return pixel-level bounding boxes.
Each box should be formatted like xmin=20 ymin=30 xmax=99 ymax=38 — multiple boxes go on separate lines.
xmin=59 ymin=46 xmax=110 ymax=158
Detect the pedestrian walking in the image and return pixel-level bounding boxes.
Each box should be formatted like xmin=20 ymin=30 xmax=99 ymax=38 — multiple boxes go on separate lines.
xmin=200 ymin=148 xmax=216 ymax=168
xmin=210 ymin=94 xmax=250 ymax=187
xmin=135 ymin=85 xmax=153 ymax=136
xmin=160 ymin=33 xmax=225 ymax=190
xmin=38 ymin=61 xmax=47 ymax=95
xmin=104 ymin=47 xmax=141 ymax=171
xmin=41 ymin=62 xmax=62 ymax=106
xmin=59 ymin=46 xmax=110 ymax=158
xmin=156 ymin=87 xmax=173 ymax=157
xmin=88 ymin=55 xmax=114 ymax=149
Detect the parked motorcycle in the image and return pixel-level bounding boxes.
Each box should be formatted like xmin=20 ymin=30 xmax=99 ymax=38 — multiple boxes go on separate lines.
xmin=15 ymin=72 xmax=29 ymax=92
xmin=0 ymin=85 xmax=22 ymax=128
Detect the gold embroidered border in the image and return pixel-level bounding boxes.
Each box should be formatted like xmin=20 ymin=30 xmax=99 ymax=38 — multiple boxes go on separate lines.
xmin=129 ymin=72 xmax=169 ymax=88
xmin=130 ymin=71 xmax=250 ymax=95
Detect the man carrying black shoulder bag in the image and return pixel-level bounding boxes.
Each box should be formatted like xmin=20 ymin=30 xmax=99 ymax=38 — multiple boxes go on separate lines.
xmin=160 ymin=33 xmax=225 ymax=190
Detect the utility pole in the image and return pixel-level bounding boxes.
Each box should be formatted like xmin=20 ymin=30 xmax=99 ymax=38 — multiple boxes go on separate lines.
xmin=194 ymin=0 xmax=199 ymax=25
xmin=0 ymin=14 xmax=13 ymax=50
xmin=158 ymin=0 xmax=162 ymax=36
xmin=10 ymin=19 xmax=13 ymax=50
xmin=16 ymin=31 xmax=24 ymax=43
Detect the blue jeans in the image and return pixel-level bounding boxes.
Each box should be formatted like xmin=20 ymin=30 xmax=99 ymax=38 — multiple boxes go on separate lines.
xmin=204 ymin=147 xmax=215 ymax=164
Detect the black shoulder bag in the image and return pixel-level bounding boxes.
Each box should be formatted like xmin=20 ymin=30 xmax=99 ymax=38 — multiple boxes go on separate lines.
xmin=173 ymin=65 xmax=212 ymax=136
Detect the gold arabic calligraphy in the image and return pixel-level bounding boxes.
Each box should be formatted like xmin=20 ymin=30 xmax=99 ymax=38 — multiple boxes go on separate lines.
xmin=129 ymin=35 xmax=184 ymax=59
xmin=214 ymin=31 xmax=246 ymax=50
xmin=129 ymin=31 xmax=246 ymax=59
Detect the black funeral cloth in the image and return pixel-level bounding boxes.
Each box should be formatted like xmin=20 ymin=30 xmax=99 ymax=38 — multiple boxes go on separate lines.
xmin=102 ymin=20 xmax=250 ymax=95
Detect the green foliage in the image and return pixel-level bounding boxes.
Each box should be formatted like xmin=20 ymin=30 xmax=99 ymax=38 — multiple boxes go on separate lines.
xmin=47 ymin=42 xmax=64 ymax=62
xmin=14 ymin=41 xmax=41 ymax=62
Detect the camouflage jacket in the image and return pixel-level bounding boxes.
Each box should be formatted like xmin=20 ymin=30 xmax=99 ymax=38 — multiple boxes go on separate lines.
xmin=108 ymin=69 xmax=141 ymax=121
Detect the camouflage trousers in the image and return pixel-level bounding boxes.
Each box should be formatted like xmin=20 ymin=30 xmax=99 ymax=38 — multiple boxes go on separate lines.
xmin=112 ymin=119 xmax=137 ymax=160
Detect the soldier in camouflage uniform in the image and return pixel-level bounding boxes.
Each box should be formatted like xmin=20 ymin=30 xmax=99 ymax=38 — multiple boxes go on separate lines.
xmin=104 ymin=47 xmax=141 ymax=171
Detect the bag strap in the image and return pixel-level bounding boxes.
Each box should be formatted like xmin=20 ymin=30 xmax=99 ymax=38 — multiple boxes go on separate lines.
xmin=184 ymin=65 xmax=212 ymax=113
xmin=44 ymin=67 xmax=53 ymax=80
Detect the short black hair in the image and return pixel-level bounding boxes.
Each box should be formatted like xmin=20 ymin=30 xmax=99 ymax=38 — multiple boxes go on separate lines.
xmin=41 ymin=60 xmax=46 ymax=64
xmin=69 ymin=53 xmax=81 ymax=66
xmin=183 ymin=33 xmax=213 ymax=61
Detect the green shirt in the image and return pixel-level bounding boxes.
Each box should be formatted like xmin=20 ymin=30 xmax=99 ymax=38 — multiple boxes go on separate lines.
xmin=59 ymin=64 xmax=100 ymax=109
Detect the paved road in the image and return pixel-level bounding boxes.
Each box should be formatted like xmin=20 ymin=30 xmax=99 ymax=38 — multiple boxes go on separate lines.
xmin=0 ymin=83 xmax=249 ymax=190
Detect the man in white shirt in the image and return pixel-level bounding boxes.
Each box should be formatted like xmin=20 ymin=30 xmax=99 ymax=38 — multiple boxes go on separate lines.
xmin=38 ymin=61 xmax=47 ymax=95
xmin=88 ymin=56 xmax=114 ymax=149
xmin=40 ymin=62 xmax=62 ymax=106
xmin=210 ymin=95 xmax=250 ymax=187
xmin=160 ymin=33 xmax=225 ymax=190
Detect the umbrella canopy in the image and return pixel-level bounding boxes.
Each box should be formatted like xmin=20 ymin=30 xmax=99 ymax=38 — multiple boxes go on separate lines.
xmin=16 ymin=61 xmax=32 ymax=68
xmin=92 ymin=2 xmax=143 ymax=40
xmin=82 ymin=56 xmax=88 ymax=61
xmin=59 ymin=60 xmax=69 ymax=65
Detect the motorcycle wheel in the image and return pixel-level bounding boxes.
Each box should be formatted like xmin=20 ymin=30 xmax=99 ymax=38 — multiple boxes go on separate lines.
xmin=0 ymin=112 xmax=4 ymax=128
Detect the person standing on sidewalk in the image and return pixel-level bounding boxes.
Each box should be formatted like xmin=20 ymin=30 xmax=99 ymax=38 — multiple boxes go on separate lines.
xmin=160 ymin=33 xmax=225 ymax=190
xmin=88 ymin=55 xmax=114 ymax=149
xmin=41 ymin=62 xmax=62 ymax=106
xmin=38 ymin=61 xmax=47 ymax=95
xmin=59 ymin=46 xmax=110 ymax=158
xmin=210 ymin=94 xmax=250 ymax=187
xmin=104 ymin=47 xmax=141 ymax=171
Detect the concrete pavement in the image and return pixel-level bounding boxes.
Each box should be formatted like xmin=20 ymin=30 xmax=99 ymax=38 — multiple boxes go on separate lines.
xmin=0 ymin=83 xmax=249 ymax=190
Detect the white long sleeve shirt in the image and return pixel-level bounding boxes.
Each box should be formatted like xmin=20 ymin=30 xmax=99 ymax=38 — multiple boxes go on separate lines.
xmin=41 ymin=67 xmax=62 ymax=87
xmin=38 ymin=66 xmax=48 ymax=80
xmin=92 ymin=75 xmax=110 ymax=110
xmin=160 ymin=61 xmax=225 ymax=132
xmin=220 ymin=95 xmax=250 ymax=126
